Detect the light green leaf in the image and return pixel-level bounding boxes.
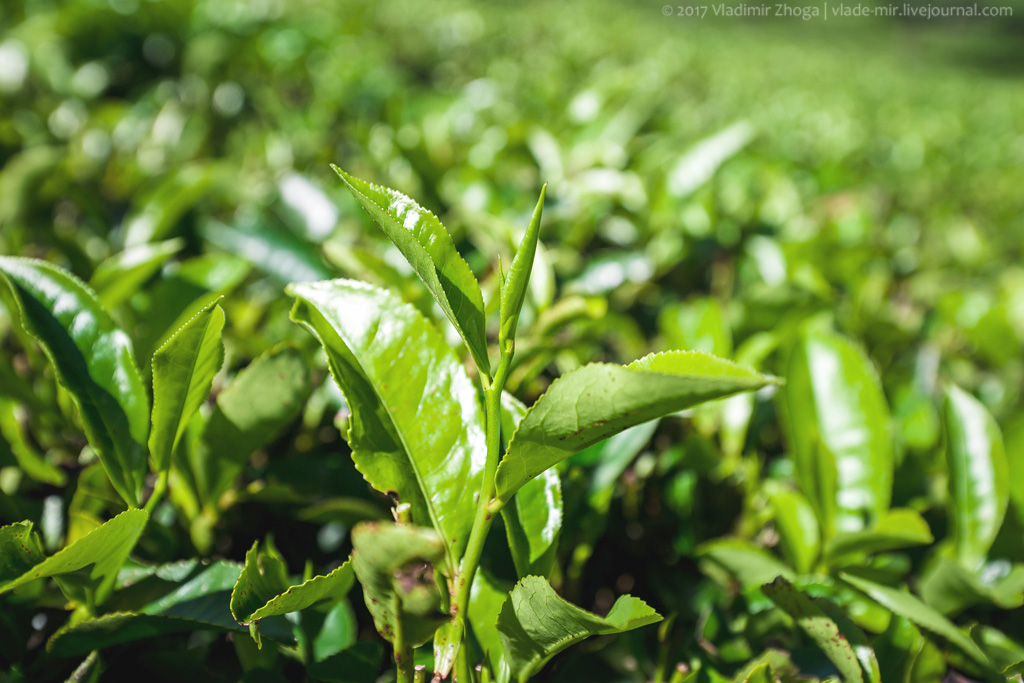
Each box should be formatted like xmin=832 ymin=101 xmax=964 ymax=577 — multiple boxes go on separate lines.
xmin=826 ymin=509 xmax=933 ymax=564
xmin=469 ymin=568 xmax=512 ymax=679
xmin=496 ymin=575 xmax=661 ymax=683
xmin=763 ymin=576 xmax=875 ymax=683
xmin=918 ymin=556 xmax=1024 ymax=616
xmin=741 ymin=663 xmax=773 ymax=683
xmin=943 ymin=383 xmax=1009 ymax=568
xmin=89 ymin=238 xmax=184 ymax=309
xmin=149 ymin=301 xmax=225 ymax=475
xmin=698 ymin=539 xmax=796 ymax=590
xmin=332 ymin=167 xmax=490 ymax=375
xmin=288 ymin=279 xmax=485 ymax=570
xmin=500 ymin=186 xmax=545 ymax=344
xmin=0 ymin=398 xmax=66 ymax=485
xmin=191 ymin=345 xmax=311 ymax=507
xmin=350 ymin=521 xmax=447 ymax=649
xmin=433 ymin=620 xmax=462 ymax=681
xmin=229 ymin=539 xmax=289 ymax=647
xmin=200 ymin=218 xmax=333 ymax=285
xmin=0 ymin=521 xmax=45 ymax=583
xmin=768 ymin=488 xmax=820 ymax=575
xmin=495 ymin=350 xmax=775 ymax=503
xmin=840 ymin=571 xmax=993 ymax=670
xmin=0 ymin=509 xmax=148 ymax=606
xmin=782 ymin=330 xmax=893 ymax=536
xmin=231 ymin=541 xmax=355 ymax=647
xmin=0 ymin=257 xmax=150 ymax=507
xmin=500 ymin=393 xmax=562 ymax=577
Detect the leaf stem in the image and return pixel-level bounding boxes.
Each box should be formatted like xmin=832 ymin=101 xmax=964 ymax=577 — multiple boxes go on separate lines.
xmin=453 ymin=340 xmax=513 ymax=681
xmin=395 ymin=594 xmax=415 ymax=683
xmin=143 ymin=470 xmax=169 ymax=514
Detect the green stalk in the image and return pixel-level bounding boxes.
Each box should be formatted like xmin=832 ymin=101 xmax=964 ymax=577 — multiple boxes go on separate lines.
xmin=453 ymin=341 xmax=514 ymax=682
xmin=143 ymin=470 xmax=169 ymax=514
xmin=395 ymin=594 xmax=415 ymax=683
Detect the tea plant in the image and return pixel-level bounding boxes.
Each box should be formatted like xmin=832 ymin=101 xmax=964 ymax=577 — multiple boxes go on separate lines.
xmin=283 ymin=169 xmax=777 ymax=681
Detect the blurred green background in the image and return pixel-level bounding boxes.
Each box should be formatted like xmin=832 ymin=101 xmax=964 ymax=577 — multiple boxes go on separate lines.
xmin=2 ymin=0 xmax=1024 ymax=680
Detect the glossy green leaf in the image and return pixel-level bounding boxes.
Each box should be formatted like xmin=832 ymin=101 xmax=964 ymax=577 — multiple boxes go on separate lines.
xmin=826 ymin=509 xmax=933 ymax=564
xmin=768 ymin=488 xmax=820 ymax=575
xmin=495 ymin=350 xmax=775 ymax=503
xmin=231 ymin=540 xmax=355 ymax=647
xmin=496 ymin=575 xmax=661 ymax=683
xmin=763 ymin=577 xmax=875 ymax=683
xmin=0 ymin=509 xmax=148 ymax=606
xmin=782 ymin=330 xmax=893 ymax=535
xmin=500 ymin=393 xmax=562 ymax=577
xmin=350 ymin=521 xmax=447 ymax=649
xmin=840 ymin=571 xmax=993 ymax=670
xmin=148 ymin=301 xmax=225 ymax=474
xmin=48 ymin=560 xmax=294 ymax=656
xmin=433 ymin=620 xmax=462 ymax=681
xmin=191 ymin=345 xmax=311 ymax=507
xmin=0 ymin=257 xmax=149 ymax=507
xmin=288 ymin=279 xmax=485 ymax=569
xmin=229 ymin=539 xmax=289 ymax=647
xmin=0 ymin=521 xmax=44 ymax=583
xmin=500 ymin=185 xmax=545 ymax=344
xmin=943 ymin=383 xmax=1009 ymax=568
xmin=89 ymin=238 xmax=184 ymax=309
xmin=332 ymin=167 xmax=490 ymax=374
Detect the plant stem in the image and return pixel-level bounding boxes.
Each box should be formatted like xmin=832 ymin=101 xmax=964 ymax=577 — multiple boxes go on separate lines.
xmin=395 ymin=596 xmax=415 ymax=683
xmin=143 ymin=470 xmax=169 ymax=514
xmin=453 ymin=341 xmax=513 ymax=682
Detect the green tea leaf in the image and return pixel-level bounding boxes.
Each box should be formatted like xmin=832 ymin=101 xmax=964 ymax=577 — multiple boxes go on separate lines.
xmin=741 ymin=663 xmax=773 ymax=683
xmin=469 ymin=568 xmax=512 ymax=679
xmin=769 ymin=488 xmax=820 ymax=575
xmin=149 ymin=301 xmax=225 ymax=475
xmin=350 ymin=521 xmax=447 ymax=649
xmin=500 ymin=393 xmax=562 ymax=577
xmin=763 ymin=576 xmax=871 ymax=683
xmin=48 ymin=560 xmax=294 ymax=656
xmin=495 ymin=350 xmax=775 ymax=503
xmin=918 ymin=556 xmax=1024 ymax=616
xmin=698 ymin=539 xmax=796 ymax=591
xmin=826 ymin=509 xmax=933 ymax=564
xmin=782 ymin=330 xmax=893 ymax=536
xmin=500 ymin=186 xmax=545 ymax=344
xmin=496 ymin=575 xmax=661 ymax=683
xmin=0 ymin=521 xmax=45 ymax=583
xmin=840 ymin=571 xmax=993 ymax=670
xmin=89 ymin=238 xmax=184 ymax=309
xmin=231 ymin=541 xmax=355 ymax=647
xmin=943 ymin=383 xmax=1008 ymax=568
xmin=191 ymin=345 xmax=311 ymax=507
xmin=0 ymin=509 xmax=148 ymax=606
xmin=0 ymin=258 xmax=149 ymax=507
xmin=288 ymin=279 xmax=485 ymax=570
xmin=0 ymin=398 xmax=66 ymax=485
xmin=229 ymin=539 xmax=289 ymax=646
xmin=332 ymin=167 xmax=490 ymax=375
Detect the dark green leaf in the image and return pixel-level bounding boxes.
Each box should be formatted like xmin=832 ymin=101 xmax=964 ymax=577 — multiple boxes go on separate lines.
xmin=0 ymin=521 xmax=44 ymax=584
xmin=229 ymin=539 xmax=289 ymax=647
xmin=0 ymin=258 xmax=149 ymax=507
xmin=495 ymin=350 xmax=776 ymax=503
xmin=332 ymin=167 xmax=490 ymax=374
xmin=496 ymin=575 xmax=661 ymax=683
